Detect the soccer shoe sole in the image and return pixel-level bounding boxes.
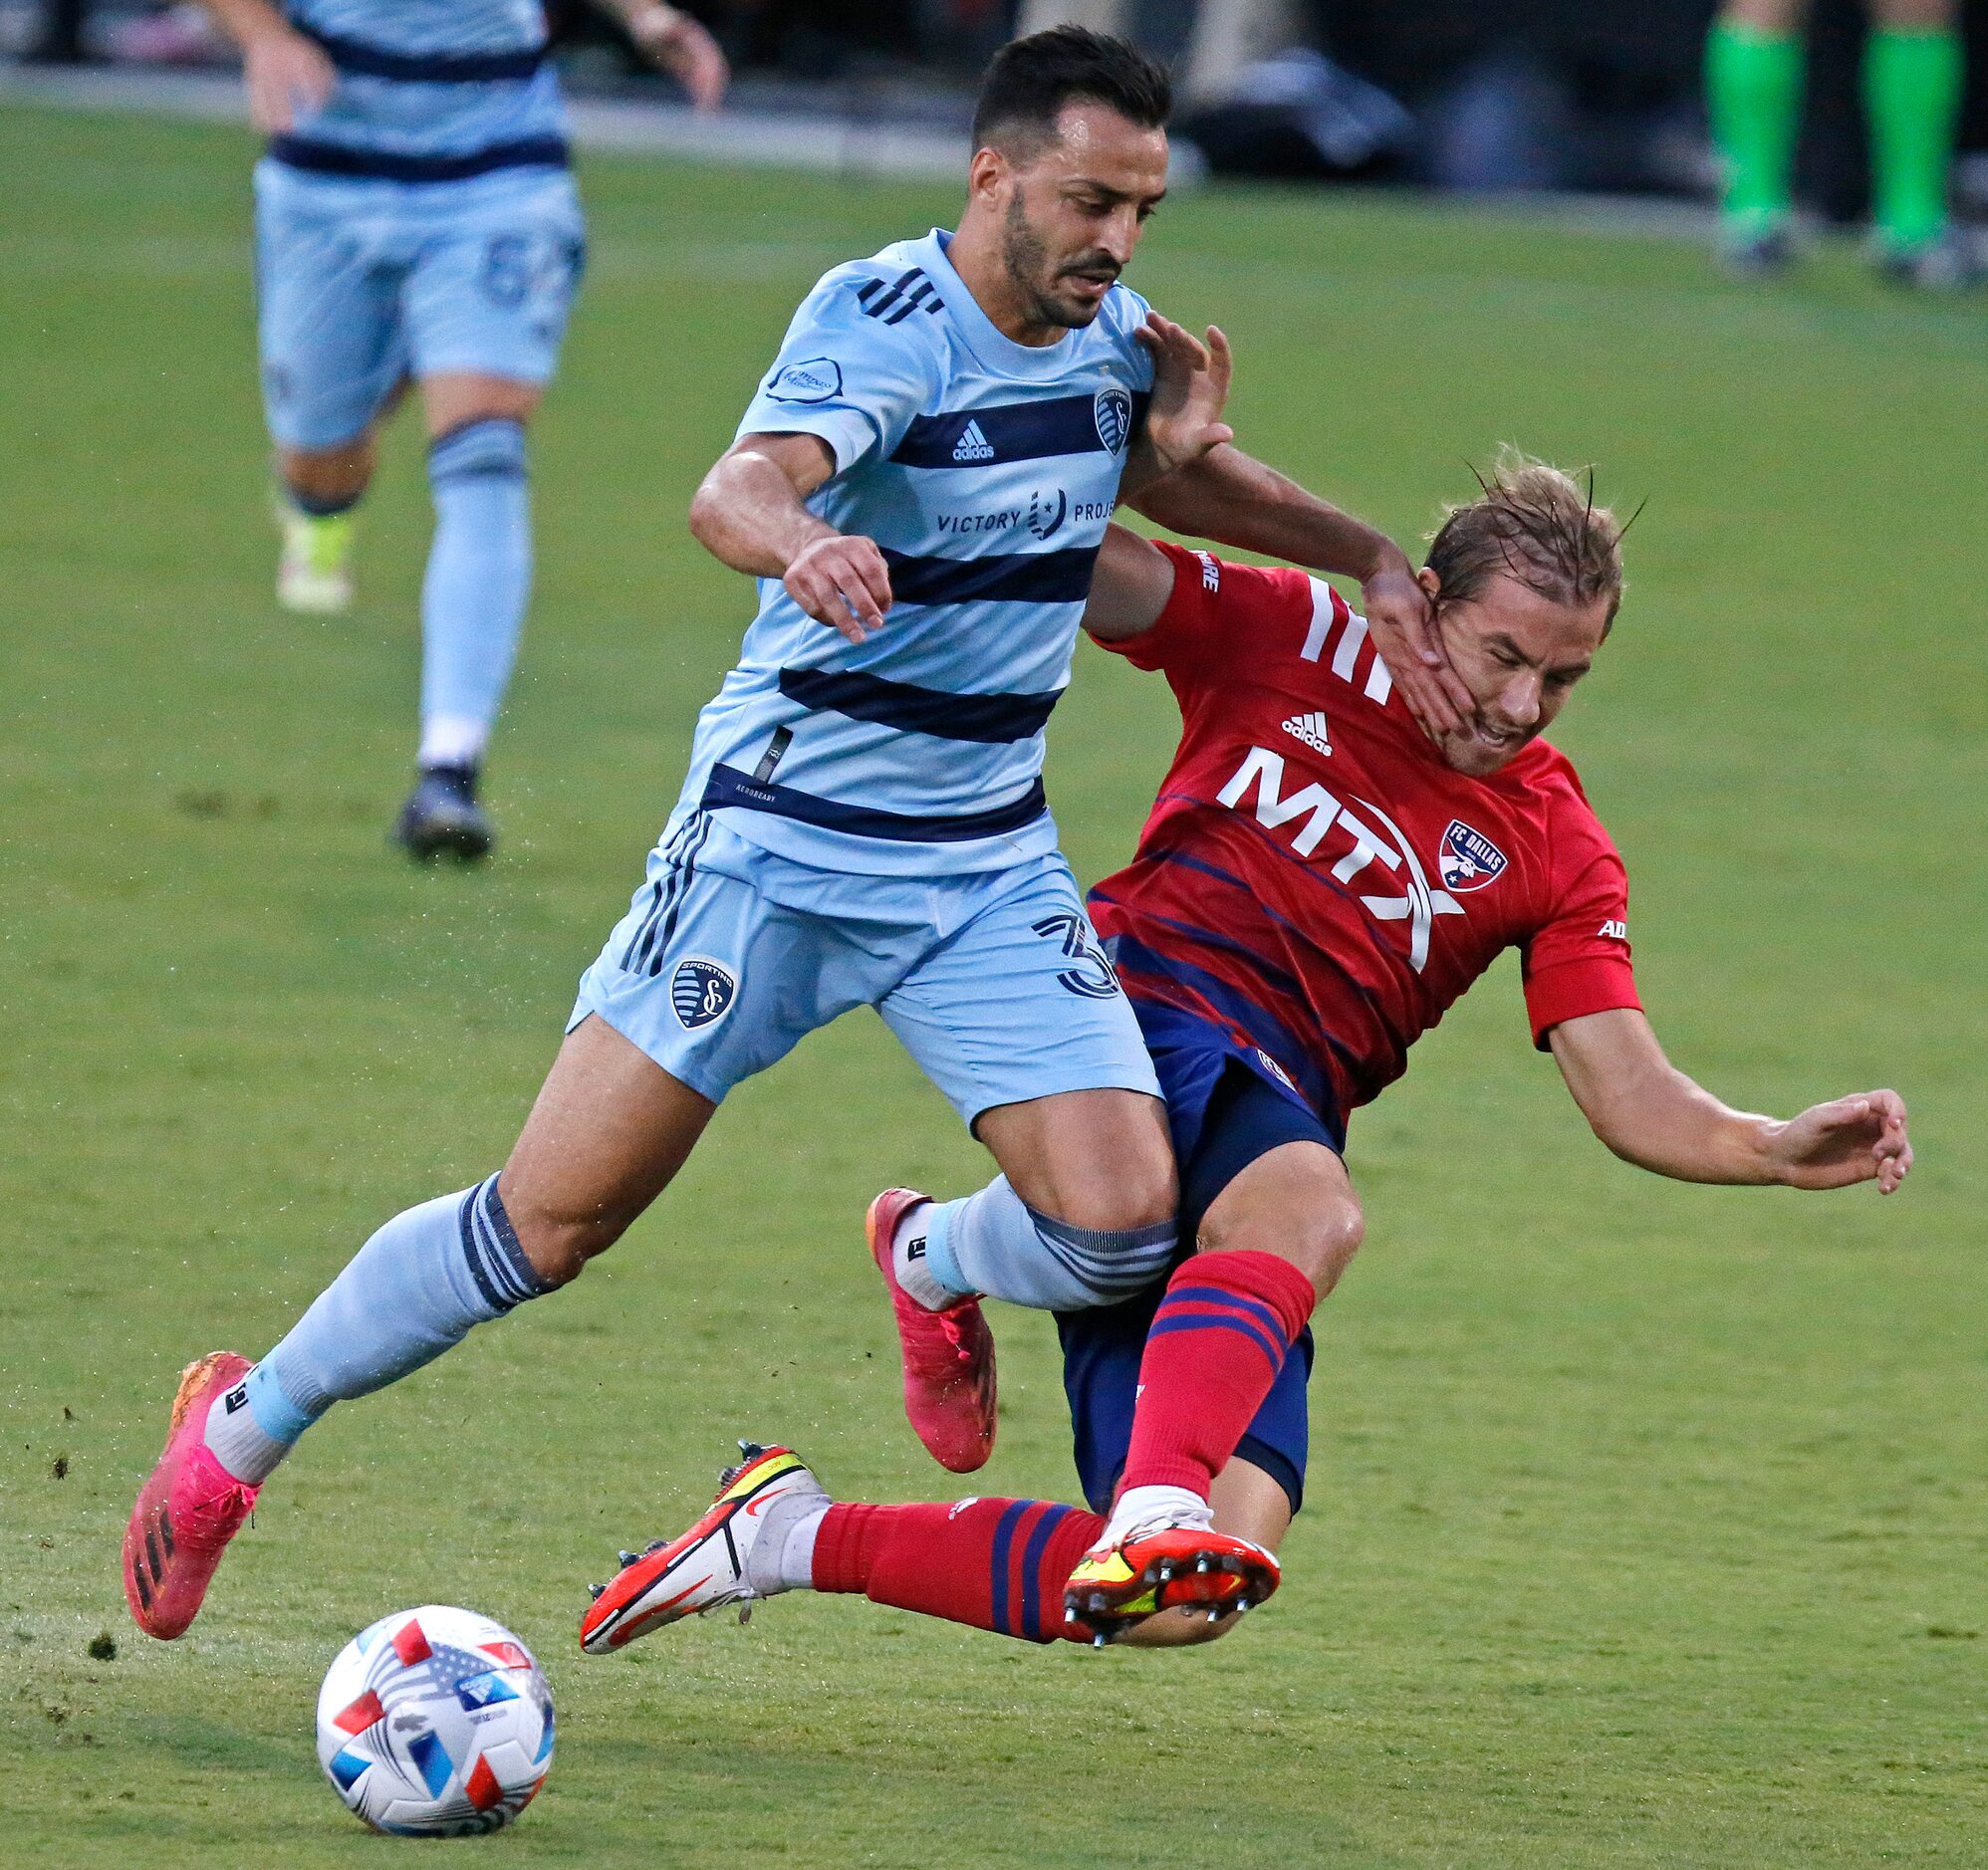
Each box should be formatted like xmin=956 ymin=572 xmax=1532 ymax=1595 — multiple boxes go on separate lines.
xmin=580 ymin=1443 xmax=816 ymax=1655
xmin=392 ymin=802 xmax=494 ymax=864
xmin=1064 ymin=1527 xmax=1281 ymax=1646
xmin=123 ymin=1350 xmax=258 ymax=1640
xmin=867 ymin=1187 xmax=995 ymax=1474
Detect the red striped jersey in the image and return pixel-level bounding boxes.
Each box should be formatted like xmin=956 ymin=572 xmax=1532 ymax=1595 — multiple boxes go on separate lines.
xmin=1087 ymin=543 xmax=1640 ymax=1118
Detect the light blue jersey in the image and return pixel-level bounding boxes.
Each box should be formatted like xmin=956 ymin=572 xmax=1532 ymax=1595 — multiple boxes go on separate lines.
xmin=673 ymin=228 xmax=1156 ymax=877
xmin=272 ymin=0 xmax=567 ymax=180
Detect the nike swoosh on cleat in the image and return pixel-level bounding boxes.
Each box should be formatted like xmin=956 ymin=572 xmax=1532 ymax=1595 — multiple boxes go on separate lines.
xmin=647 ymin=1576 xmax=716 ymax=1616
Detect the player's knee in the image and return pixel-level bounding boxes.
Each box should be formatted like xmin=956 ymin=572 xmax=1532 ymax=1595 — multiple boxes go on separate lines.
xmin=1043 ymin=1168 xmax=1175 ymax=1238
xmin=1202 ymin=1198 xmax=1364 ymax=1296
xmin=1023 ymin=1151 xmax=1178 ymax=1306
xmin=280 ymin=442 xmax=373 ymax=512
xmin=1290 ymin=1205 xmax=1364 ymax=1295
xmin=1033 ymin=1127 xmax=1176 ymax=1236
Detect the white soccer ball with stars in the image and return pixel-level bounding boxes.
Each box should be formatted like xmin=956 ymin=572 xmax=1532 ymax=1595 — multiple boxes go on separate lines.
xmin=316 ymin=1605 xmax=554 ymax=1836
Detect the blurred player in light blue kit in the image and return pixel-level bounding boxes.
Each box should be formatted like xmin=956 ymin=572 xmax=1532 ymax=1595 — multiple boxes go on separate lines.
xmin=193 ymin=0 xmax=727 ymax=858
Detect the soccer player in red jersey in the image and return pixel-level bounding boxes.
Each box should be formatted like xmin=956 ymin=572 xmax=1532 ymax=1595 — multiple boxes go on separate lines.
xmin=580 ymin=457 xmax=1910 ymax=1659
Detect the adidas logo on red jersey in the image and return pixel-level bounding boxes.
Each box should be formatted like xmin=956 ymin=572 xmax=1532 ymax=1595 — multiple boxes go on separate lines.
xmin=1281 ymin=710 xmax=1332 ymax=756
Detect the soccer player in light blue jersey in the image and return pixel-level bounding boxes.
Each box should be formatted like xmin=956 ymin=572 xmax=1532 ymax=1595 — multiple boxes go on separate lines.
xmin=192 ymin=0 xmax=726 ymax=859
xmin=124 ymin=27 xmax=1477 ymax=1644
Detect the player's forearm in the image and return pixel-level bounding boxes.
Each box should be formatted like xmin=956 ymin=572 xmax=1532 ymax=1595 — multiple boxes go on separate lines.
xmin=1551 ymin=1009 xmax=1783 ymax=1185
xmin=1127 ymin=447 xmax=1410 ymax=584
xmin=1585 ymin=1069 xmax=1781 ymax=1185
xmin=688 ymin=450 xmax=839 ymax=580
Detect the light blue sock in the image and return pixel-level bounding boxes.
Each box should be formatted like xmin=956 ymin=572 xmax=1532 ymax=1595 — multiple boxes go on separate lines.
xmin=920 ymin=1175 xmax=1176 ymax=1311
xmin=202 ymin=1175 xmax=551 ymax=1483
xmin=417 ymin=417 xmax=531 ymax=771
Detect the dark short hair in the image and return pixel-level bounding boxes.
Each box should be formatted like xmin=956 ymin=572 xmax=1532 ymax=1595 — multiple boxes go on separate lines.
xmin=971 ymin=26 xmax=1171 ymax=154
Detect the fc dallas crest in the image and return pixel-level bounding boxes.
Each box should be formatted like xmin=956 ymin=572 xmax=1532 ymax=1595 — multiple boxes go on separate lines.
xmin=1438 ymin=819 xmax=1507 ymax=892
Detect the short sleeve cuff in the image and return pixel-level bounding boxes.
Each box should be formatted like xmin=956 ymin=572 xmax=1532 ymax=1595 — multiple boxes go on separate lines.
xmin=1121 ymin=541 xmax=1205 ymax=671
xmin=1525 ymin=959 xmax=1641 ymax=1049
xmin=733 ymin=404 xmax=877 ymax=475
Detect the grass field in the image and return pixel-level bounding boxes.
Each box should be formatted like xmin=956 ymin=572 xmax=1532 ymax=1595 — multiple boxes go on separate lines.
xmin=4 ymin=103 xmax=1986 ymax=1867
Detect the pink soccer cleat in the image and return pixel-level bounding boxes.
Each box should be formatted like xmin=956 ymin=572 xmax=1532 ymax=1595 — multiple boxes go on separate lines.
xmin=123 ymin=1351 xmax=261 ymax=1639
xmin=867 ymin=1187 xmax=996 ymax=1474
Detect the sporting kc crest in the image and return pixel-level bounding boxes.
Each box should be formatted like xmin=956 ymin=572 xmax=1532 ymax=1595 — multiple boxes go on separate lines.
xmin=671 ymin=957 xmax=738 ymax=1029
xmin=1093 ymin=385 xmax=1132 ymax=454
xmin=1438 ymin=819 xmax=1508 ymax=892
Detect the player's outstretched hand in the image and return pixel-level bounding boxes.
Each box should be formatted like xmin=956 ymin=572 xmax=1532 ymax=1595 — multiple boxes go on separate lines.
xmin=786 ymin=534 xmax=892 ymax=645
xmin=1135 ymin=315 xmax=1235 ymax=478
xmin=243 ymin=25 xmax=335 ymax=136
xmin=1765 ymin=1089 xmax=1913 ymax=1193
xmin=628 ymin=4 xmax=730 ymax=113
xmin=1361 ymin=567 xmax=1475 ymax=740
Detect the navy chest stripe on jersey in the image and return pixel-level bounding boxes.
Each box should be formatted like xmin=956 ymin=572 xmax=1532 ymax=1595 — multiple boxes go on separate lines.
xmin=856 ymin=270 xmax=945 ymax=325
xmin=296 ymin=25 xmax=548 ymax=82
xmin=778 ymin=667 xmax=1061 ymax=744
xmin=879 ymin=545 xmax=1099 ymax=607
xmin=1129 ymin=901 xmax=1311 ymax=1009
xmin=268 ymin=134 xmax=570 ymax=181
xmin=889 ymin=392 xmax=1154 ymax=470
xmin=702 ymin=765 xmax=1048 ymax=841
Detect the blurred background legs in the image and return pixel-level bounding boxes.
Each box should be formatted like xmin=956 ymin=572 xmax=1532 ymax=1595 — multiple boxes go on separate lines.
xmin=23 ymin=0 xmax=88 ymax=62
xmin=1708 ymin=0 xmax=1974 ymax=283
xmin=1707 ymin=0 xmax=1809 ymax=270
xmin=1862 ymin=0 xmax=1969 ymax=280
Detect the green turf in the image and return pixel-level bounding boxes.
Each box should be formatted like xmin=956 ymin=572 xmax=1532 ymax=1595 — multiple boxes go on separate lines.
xmin=3 ymin=103 xmax=1985 ymax=1867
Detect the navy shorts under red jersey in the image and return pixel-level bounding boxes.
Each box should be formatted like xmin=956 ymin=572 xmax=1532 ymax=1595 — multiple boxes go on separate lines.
xmin=1055 ymin=995 xmax=1347 ymax=1516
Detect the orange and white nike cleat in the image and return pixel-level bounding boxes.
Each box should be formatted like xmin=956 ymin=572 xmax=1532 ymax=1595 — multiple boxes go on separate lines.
xmin=124 ymin=1351 xmax=262 ymax=1639
xmin=1064 ymin=1521 xmax=1281 ymax=1647
xmin=866 ymin=1187 xmax=996 ymax=1473
xmin=580 ymin=1442 xmax=825 ymax=1655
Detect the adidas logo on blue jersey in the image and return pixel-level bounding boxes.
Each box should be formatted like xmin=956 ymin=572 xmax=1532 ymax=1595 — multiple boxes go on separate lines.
xmin=952 ymin=420 xmax=995 ymax=463
xmin=1282 ymin=710 xmax=1332 ymax=755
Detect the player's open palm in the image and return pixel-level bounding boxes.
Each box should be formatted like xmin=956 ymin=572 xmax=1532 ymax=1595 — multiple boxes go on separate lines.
xmin=244 ymin=27 xmax=336 ymax=135
xmin=1136 ymin=314 xmax=1234 ymax=477
xmin=1767 ymin=1090 xmax=1912 ymax=1193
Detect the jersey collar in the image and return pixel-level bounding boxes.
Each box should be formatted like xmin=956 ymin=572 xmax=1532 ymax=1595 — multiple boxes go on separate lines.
xmin=922 ymin=229 xmax=1098 ymax=381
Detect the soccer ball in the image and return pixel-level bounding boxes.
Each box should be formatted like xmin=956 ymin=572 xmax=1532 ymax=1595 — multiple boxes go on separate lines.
xmin=316 ymin=1605 xmax=554 ymax=1836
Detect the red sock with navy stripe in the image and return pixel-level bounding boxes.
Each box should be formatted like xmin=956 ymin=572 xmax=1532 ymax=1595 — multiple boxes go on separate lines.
xmin=1118 ymin=1250 xmax=1317 ymax=1499
xmin=812 ymin=1498 xmax=1103 ymax=1644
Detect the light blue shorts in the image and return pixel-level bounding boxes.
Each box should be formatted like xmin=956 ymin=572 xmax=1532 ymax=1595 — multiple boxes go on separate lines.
xmin=569 ymin=814 xmax=1162 ymax=1127
xmin=253 ymin=159 xmax=585 ymax=451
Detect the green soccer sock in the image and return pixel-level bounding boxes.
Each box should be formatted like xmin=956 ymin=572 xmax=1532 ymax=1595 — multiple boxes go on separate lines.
xmin=1706 ymin=19 xmax=1805 ymax=240
xmin=1864 ymin=27 xmax=1963 ymax=253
